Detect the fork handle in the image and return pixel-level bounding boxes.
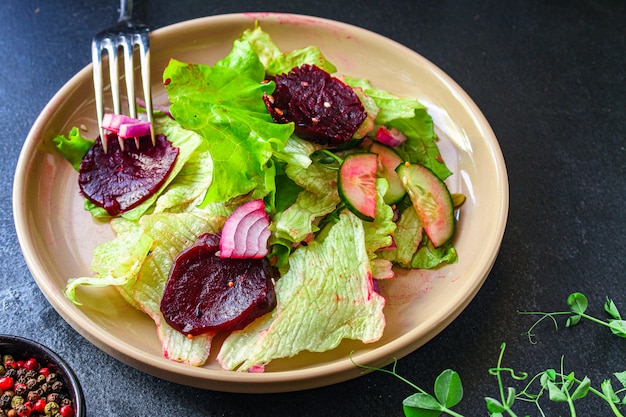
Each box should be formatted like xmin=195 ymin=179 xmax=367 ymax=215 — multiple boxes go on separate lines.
xmin=118 ymin=0 xmax=145 ymax=23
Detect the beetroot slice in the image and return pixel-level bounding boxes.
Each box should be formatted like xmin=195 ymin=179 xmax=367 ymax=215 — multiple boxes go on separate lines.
xmin=160 ymin=233 xmax=278 ymax=336
xmin=78 ymin=134 xmax=179 ymax=216
xmin=263 ymin=64 xmax=366 ymax=146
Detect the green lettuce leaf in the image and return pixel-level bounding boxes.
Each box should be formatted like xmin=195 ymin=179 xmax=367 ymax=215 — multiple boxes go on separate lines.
xmin=52 ymin=127 xmax=93 ymax=170
xmin=163 ymin=40 xmax=294 ymax=205
xmin=410 ymin=234 xmax=458 ymax=269
xmin=240 ymin=23 xmax=337 ymax=76
xmin=217 ymin=211 xmax=386 ymax=371
xmin=345 ymin=77 xmax=451 ymax=180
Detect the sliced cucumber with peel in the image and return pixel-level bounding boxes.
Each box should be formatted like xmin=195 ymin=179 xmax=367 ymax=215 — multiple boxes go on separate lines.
xmin=396 ymin=162 xmax=455 ymax=247
xmin=369 ymin=142 xmax=406 ymax=205
xmin=338 ymin=152 xmax=378 ymax=222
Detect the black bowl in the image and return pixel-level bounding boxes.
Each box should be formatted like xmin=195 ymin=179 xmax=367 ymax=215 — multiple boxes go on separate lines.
xmin=0 ymin=335 xmax=86 ymax=416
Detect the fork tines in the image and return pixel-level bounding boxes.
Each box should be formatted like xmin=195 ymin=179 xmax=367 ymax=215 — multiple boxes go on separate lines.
xmin=92 ymin=22 xmax=154 ymax=153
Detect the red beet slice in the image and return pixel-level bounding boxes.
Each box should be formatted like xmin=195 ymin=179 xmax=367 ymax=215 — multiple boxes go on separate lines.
xmin=263 ymin=64 xmax=366 ymax=146
xmin=78 ymin=133 xmax=179 ymax=216
xmin=160 ymin=233 xmax=278 ymax=336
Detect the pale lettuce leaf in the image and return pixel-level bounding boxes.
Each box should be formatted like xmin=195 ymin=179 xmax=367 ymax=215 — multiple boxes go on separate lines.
xmin=64 ymin=218 xmax=152 ymax=306
xmin=273 ymin=161 xmax=340 ymax=242
xmin=217 ymin=211 xmax=386 ymax=371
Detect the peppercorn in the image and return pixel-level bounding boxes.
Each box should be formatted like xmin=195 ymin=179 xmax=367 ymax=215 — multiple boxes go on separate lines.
xmin=10 ymin=395 xmax=23 ymax=409
xmin=27 ymin=391 xmax=40 ymax=403
xmin=25 ymin=380 xmax=37 ymax=391
xmin=6 ymin=409 xmax=16 ymax=417
xmin=0 ymin=377 xmax=13 ymax=391
xmin=44 ymin=394 xmax=58 ymax=405
xmin=15 ymin=403 xmax=31 ymax=417
xmin=44 ymin=375 xmax=55 ymax=386
xmin=13 ymin=384 xmax=27 ymax=397
xmin=58 ymin=405 xmax=73 ymax=417
xmin=0 ymin=365 xmax=6 ymax=375
xmin=43 ymin=401 xmax=59 ymax=416
xmin=48 ymin=382 xmax=62 ymax=394
xmin=0 ymin=392 xmax=12 ymax=408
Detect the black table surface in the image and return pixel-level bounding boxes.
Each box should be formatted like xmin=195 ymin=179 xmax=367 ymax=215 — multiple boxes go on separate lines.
xmin=1 ymin=1 xmax=624 ymax=416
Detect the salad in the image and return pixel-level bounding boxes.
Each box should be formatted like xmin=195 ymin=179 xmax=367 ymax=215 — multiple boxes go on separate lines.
xmin=53 ymin=23 xmax=461 ymax=372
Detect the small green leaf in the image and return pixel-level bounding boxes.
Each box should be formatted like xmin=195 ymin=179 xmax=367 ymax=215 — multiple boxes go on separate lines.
xmin=615 ymin=371 xmax=626 ymax=388
xmin=604 ymin=298 xmax=622 ymax=320
xmin=505 ymin=387 xmax=517 ymax=407
xmin=601 ymin=379 xmax=620 ymax=403
xmin=402 ymin=393 xmax=443 ymax=417
xmin=484 ymin=397 xmax=506 ymax=412
xmin=434 ymin=369 xmax=463 ymax=408
xmin=545 ymin=369 xmax=557 ymax=382
xmin=547 ymin=380 xmax=568 ymax=402
xmin=608 ymin=320 xmax=626 ymax=337
xmin=570 ymin=376 xmax=591 ymax=400
xmin=567 ymin=292 xmax=588 ymax=315
xmin=566 ymin=314 xmax=582 ymax=327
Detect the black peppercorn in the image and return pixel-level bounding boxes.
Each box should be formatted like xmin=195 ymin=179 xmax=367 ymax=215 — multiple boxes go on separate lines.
xmin=0 ymin=392 xmax=11 ymax=408
xmin=45 ymin=373 xmax=57 ymax=384
xmin=26 ymin=378 xmax=38 ymax=390
xmin=46 ymin=393 xmax=60 ymax=404
xmin=50 ymin=381 xmax=63 ymax=393
xmin=26 ymin=390 xmax=40 ymax=403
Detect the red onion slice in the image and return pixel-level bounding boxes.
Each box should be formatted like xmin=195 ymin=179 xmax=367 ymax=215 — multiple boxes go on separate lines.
xmin=220 ymin=199 xmax=270 ymax=259
xmin=375 ymin=126 xmax=407 ymax=147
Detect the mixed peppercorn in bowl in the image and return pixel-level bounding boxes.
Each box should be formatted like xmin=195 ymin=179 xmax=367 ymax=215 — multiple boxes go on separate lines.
xmin=0 ymin=336 xmax=85 ymax=417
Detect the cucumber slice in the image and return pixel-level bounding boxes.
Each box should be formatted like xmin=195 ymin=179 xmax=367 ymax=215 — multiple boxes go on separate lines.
xmin=369 ymin=142 xmax=406 ymax=205
xmin=338 ymin=152 xmax=378 ymax=221
xmin=396 ymin=162 xmax=455 ymax=247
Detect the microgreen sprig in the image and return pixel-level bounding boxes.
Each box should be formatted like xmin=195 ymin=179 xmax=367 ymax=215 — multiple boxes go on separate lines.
xmin=519 ymin=292 xmax=626 ymax=344
xmin=354 ymin=293 xmax=626 ymax=416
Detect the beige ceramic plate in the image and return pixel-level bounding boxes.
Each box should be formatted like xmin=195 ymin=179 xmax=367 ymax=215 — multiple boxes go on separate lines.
xmin=13 ymin=13 xmax=508 ymax=393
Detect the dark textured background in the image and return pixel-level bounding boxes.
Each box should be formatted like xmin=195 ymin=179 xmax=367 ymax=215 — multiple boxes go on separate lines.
xmin=1 ymin=1 xmax=624 ymax=415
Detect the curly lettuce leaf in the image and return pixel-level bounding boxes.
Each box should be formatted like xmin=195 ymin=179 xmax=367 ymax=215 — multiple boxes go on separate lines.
xmin=240 ymin=22 xmax=337 ymax=76
xmin=64 ymin=218 xmax=152 ymax=306
xmin=163 ymin=40 xmax=294 ymax=205
xmin=217 ymin=211 xmax=385 ymax=371
xmin=52 ymin=127 xmax=93 ymax=170
xmin=272 ymin=161 xmax=340 ymax=243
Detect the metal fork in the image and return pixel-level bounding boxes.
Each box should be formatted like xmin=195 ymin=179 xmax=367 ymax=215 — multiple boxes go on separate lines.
xmin=92 ymin=0 xmax=154 ymax=152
